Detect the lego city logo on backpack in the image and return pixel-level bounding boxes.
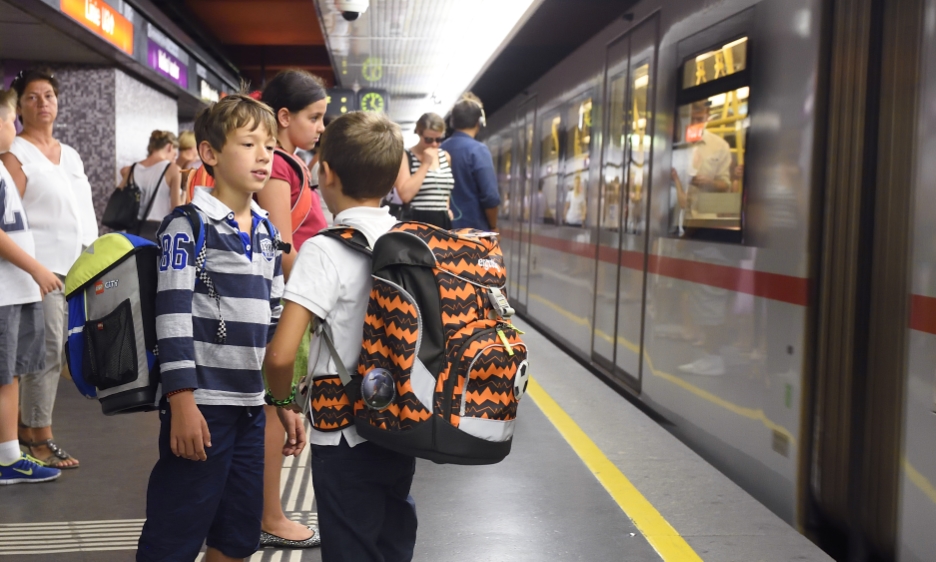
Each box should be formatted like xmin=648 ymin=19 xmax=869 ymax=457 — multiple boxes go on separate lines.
xmin=94 ymin=279 xmax=119 ymax=294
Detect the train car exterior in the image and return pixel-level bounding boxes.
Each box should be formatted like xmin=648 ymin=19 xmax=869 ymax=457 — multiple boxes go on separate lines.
xmin=899 ymin=2 xmax=936 ymax=561
xmin=482 ymin=0 xmax=936 ymax=559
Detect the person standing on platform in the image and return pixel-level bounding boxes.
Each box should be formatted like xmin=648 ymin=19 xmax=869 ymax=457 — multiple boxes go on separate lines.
xmin=176 ymin=130 xmax=201 ymax=171
xmin=136 ymin=94 xmax=306 ymax=562
xmin=0 ymin=88 xmax=62 ymax=485
xmin=264 ymin=112 xmax=417 ymax=562
xmin=394 ymin=112 xmax=455 ymax=228
xmin=0 ymin=68 xmax=98 ymax=470
xmin=441 ymin=93 xmax=500 ymax=231
xmin=117 ymin=130 xmax=183 ymax=242
xmin=255 ymin=69 xmax=329 ymax=549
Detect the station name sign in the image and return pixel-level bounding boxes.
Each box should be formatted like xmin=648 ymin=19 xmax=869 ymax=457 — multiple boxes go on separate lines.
xmin=147 ymin=40 xmax=188 ymax=89
xmin=60 ymin=0 xmax=134 ymax=55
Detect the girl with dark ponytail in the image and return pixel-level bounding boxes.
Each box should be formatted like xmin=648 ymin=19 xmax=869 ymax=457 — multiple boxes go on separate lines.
xmin=255 ymin=69 xmax=328 ymax=549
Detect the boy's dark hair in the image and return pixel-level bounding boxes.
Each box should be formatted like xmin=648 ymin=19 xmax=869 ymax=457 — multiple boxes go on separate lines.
xmin=194 ymin=94 xmax=277 ymax=177
xmin=318 ymin=112 xmax=403 ymax=200
xmin=261 ymin=70 xmax=327 ymax=117
xmin=450 ymin=93 xmax=485 ymax=130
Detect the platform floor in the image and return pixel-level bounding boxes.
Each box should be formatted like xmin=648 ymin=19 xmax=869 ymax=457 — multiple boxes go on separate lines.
xmin=0 ymin=318 xmax=832 ymax=561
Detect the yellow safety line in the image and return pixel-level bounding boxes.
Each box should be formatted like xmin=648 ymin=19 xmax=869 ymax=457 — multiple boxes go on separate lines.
xmin=525 ymin=290 xmax=797 ymax=443
xmin=904 ymin=457 xmax=936 ymax=506
xmin=527 ymin=378 xmax=703 ymax=562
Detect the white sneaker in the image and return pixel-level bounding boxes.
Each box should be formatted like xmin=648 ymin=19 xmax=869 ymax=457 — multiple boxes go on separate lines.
xmin=678 ymin=355 xmax=726 ymax=376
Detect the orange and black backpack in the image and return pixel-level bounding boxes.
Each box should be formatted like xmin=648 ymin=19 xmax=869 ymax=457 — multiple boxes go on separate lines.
xmin=182 ymin=148 xmax=314 ymax=234
xmin=301 ymin=222 xmax=529 ymax=465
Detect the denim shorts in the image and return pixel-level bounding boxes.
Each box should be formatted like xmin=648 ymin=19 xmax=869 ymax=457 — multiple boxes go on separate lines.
xmin=0 ymin=302 xmax=45 ymax=386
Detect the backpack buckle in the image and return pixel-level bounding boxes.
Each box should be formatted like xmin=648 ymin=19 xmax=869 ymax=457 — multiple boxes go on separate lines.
xmin=486 ymin=287 xmax=515 ymax=319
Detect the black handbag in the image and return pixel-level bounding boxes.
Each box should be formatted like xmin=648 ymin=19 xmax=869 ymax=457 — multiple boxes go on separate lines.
xmin=102 ymin=163 xmax=167 ymax=233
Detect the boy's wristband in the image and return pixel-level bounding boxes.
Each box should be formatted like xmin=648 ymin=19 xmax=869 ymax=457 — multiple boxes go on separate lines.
xmin=165 ymin=388 xmax=195 ymax=398
xmin=264 ymin=386 xmax=297 ymax=408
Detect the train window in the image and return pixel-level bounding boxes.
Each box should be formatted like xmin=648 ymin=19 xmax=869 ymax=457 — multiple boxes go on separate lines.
xmin=627 ymin=64 xmax=651 ymax=234
xmin=670 ymin=35 xmax=750 ymax=242
xmin=498 ymin=138 xmax=513 ymax=220
xmin=539 ymin=113 xmax=562 ymax=224
xmin=560 ymin=94 xmax=593 ymax=228
xmin=681 ymin=37 xmax=748 ymax=89
xmin=601 ymin=74 xmax=627 ymax=230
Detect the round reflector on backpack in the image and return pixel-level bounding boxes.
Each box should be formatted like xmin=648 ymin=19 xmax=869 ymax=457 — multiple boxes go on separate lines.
xmin=361 ymin=368 xmax=396 ymax=410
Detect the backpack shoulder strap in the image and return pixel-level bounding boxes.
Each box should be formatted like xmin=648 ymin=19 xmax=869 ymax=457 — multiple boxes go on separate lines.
xmin=316 ymin=225 xmax=372 ymax=256
xmin=139 ymin=162 xmax=170 ymax=224
xmin=274 ymin=148 xmax=314 ymax=235
xmin=169 ymin=205 xmax=227 ymax=344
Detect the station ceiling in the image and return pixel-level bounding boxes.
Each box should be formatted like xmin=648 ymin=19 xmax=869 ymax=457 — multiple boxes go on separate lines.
xmin=159 ymin=0 xmax=334 ymax=88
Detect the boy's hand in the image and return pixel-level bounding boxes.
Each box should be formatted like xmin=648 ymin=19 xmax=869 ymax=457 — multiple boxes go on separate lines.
xmin=168 ymin=391 xmax=212 ymax=461
xmin=276 ymin=408 xmax=307 ymax=457
xmin=31 ymin=265 xmax=62 ymax=297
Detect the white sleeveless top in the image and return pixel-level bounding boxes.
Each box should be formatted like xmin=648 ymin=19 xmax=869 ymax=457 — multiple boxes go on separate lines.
xmin=133 ymin=161 xmax=172 ymax=222
xmin=10 ymin=137 xmax=99 ymax=275
xmin=0 ymin=163 xmax=40 ymax=306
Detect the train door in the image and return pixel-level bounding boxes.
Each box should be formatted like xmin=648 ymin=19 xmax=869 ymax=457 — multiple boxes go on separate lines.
xmin=513 ymin=97 xmax=537 ymax=311
xmin=591 ymin=17 xmax=657 ymax=390
xmin=498 ymin=134 xmax=517 ymax=302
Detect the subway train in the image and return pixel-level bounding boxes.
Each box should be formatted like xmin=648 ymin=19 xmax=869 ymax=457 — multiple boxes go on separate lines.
xmin=477 ymin=0 xmax=936 ymax=560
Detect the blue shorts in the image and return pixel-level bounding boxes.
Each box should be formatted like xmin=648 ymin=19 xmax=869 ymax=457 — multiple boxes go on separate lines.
xmin=137 ymin=403 xmax=265 ymax=561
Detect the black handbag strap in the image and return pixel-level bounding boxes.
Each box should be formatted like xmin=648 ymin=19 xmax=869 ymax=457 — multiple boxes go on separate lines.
xmin=139 ymin=162 xmax=170 ymax=224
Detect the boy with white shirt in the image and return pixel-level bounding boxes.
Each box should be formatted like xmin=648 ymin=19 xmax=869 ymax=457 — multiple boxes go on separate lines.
xmin=264 ymin=112 xmax=414 ymax=562
xmin=0 ymin=89 xmax=63 ymax=484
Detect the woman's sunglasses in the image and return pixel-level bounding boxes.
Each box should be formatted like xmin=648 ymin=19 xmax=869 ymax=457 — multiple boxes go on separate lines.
xmin=423 ymin=136 xmax=442 ymax=145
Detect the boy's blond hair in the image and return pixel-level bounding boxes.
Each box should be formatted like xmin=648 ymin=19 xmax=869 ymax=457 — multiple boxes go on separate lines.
xmin=0 ymin=89 xmax=17 ymax=120
xmin=318 ymin=111 xmax=403 ymax=200
xmin=194 ymin=94 xmax=277 ymax=177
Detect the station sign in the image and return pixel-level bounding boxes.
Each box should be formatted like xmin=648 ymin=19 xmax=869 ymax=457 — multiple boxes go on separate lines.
xmin=60 ymin=0 xmax=134 ymax=55
xmin=199 ymin=79 xmax=220 ymax=103
xmin=147 ymin=40 xmax=188 ymax=89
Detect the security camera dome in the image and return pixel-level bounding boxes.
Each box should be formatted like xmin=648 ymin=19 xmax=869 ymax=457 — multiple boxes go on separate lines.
xmin=336 ymin=0 xmax=368 ymax=21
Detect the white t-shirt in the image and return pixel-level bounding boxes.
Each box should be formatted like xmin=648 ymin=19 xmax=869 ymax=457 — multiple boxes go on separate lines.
xmin=691 ymin=130 xmax=731 ymax=186
xmin=283 ymin=206 xmax=398 ymax=447
xmin=9 ymin=137 xmax=99 ymax=275
xmin=0 ymin=163 xmax=40 ymax=306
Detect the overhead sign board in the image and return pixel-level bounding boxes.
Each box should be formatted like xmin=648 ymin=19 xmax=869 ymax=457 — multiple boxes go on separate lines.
xmin=60 ymin=0 xmax=134 ymax=55
xmin=147 ymin=39 xmax=188 ymax=89
xmin=325 ymin=88 xmax=356 ymax=117
xmin=199 ymin=79 xmax=220 ymax=103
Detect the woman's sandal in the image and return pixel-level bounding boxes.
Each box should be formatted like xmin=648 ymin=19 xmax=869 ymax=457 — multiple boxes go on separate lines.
xmin=25 ymin=439 xmax=80 ymax=469
xmin=259 ymin=526 xmax=320 ymax=548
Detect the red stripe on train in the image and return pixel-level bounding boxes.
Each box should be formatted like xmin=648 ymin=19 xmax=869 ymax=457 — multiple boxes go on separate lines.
xmin=503 ymin=229 xmax=809 ymax=306
xmin=910 ymin=294 xmax=936 ymax=335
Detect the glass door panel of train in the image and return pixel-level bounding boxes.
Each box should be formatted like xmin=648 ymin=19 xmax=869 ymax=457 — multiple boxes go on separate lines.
xmin=591 ymin=18 xmax=657 ymax=389
xmin=497 ymin=136 xmax=517 ymax=301
xmin=515 ymin=98 xmax=537 ymax=310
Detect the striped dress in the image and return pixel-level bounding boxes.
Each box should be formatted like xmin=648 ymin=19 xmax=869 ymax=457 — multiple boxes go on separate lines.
xmin=408 ymin=149 xmax=455 ymax=209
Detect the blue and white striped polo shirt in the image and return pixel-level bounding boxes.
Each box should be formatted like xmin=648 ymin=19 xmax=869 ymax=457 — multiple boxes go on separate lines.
xmin=155 ymin=188 xmax=284 ymax=406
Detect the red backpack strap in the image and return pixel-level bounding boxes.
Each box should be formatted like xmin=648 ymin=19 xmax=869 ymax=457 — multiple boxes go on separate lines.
xmin=274 ymin=148 xmax=314 ymax=235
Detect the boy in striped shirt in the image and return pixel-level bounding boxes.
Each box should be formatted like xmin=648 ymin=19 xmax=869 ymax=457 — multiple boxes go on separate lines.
xmin=137 ymin=95 xmax=306 ymax=562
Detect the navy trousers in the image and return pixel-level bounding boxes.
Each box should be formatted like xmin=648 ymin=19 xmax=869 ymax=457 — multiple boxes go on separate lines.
xmin=137 ymin=404 xmax=265 ymax=561
xmin=312 ymin=439 xmax=418 ymax=562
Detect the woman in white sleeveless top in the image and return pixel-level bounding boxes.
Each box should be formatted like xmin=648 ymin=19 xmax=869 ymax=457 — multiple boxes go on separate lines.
xmin=0 ymin=69 xmax=99 ymax=469
xmin=117 ymin=130 xmax=182 ymax=242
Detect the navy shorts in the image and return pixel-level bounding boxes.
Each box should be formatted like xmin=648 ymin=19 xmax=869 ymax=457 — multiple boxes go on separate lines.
xmin=137 ymin=403 xmax=265 ymax=561
xmin=312 ymin=439 xmax=417 ymax=562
